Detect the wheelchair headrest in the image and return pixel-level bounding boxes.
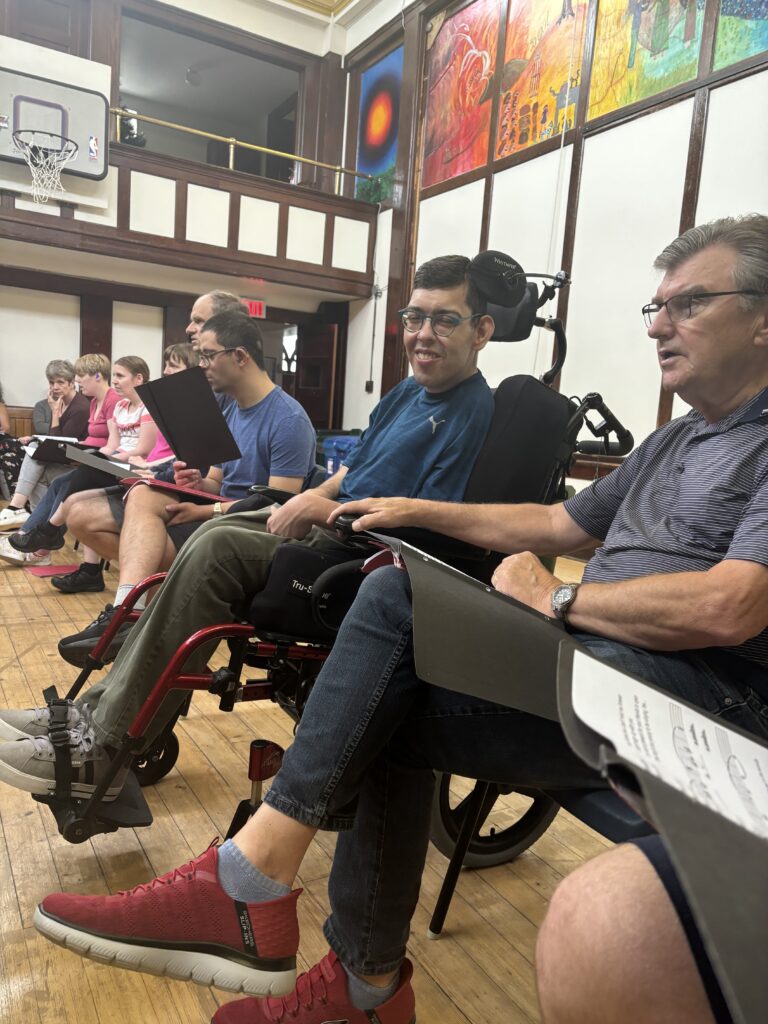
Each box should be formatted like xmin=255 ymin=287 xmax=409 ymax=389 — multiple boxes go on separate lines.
xmin=469 ymin=250 xmax=539 ymax=342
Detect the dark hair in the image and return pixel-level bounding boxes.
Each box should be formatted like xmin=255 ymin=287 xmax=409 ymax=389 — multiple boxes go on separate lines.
xmin=114 ymin=355 xmax=150 ymax=382
xmin=163 ymin=342 xmax=199 ymax=368
xmin=412 ymin=255 xmax=487 ymax=315
xmin=201 ymin=311 xmax=265 ymax=369
xmin=655 ymin=214 xmax=768 ymax=311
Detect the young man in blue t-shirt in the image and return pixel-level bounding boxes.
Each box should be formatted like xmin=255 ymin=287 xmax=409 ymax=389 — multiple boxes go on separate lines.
xmin=0 ymin=252 xmax=497 ymax=760
xmin=57 ymin=310 xmax=316 ymax=656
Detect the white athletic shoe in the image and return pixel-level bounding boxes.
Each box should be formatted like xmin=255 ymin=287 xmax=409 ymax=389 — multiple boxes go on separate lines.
xmin=0 ymin=507 xmax=29 ymax=530
xmin=0 ymin=535 xmax=51 ymax=566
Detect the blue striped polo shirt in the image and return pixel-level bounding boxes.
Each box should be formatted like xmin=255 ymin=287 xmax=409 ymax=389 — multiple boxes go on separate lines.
xmin=564 ymin=387 xmax=768 ymax=667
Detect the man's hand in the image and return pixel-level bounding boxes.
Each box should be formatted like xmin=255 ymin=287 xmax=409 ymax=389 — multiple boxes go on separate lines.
xmin=165 ymin=501 xmax=210 ymax=526
xmin=18 ymin=435 xmax=32 ymax=445
xmin=267 ymin=491 xmax=340 ymax=540
xmin=491 ymin=552 xmax=562 ymax=617
xmin=173 ymin=460 xmax=203 ymax=490
xmin=327 ymin=497 xmax=422 ymax=533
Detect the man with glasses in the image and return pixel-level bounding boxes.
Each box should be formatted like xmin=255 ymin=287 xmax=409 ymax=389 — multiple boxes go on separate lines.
xmin=55 ymin=309 xmax=317 ymax=660
xmin=0 ymin=252 xmax=495 ymax=778
xmin=2 ymin=220 xmax=766 ymax=1024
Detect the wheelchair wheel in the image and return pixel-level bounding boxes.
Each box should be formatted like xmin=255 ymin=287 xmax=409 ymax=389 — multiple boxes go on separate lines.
xmin=429 ymin=773 xmax=559 ymax=869
xmin=133 ymin=731 xmax=180 ymax=787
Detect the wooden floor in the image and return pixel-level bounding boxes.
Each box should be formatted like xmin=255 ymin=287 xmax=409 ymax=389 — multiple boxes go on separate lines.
xmin=0 ymin=545 xmax=608 ymax=1024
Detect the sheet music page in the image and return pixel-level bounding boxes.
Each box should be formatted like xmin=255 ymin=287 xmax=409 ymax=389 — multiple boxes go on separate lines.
xmin=570 ymin=649 xmax=768 ymax=839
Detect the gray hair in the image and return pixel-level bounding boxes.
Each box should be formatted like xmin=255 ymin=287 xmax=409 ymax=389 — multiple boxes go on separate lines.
xmin=655 ymin=214 xmax=768 ymax=310
xmin=45 ymin=359 xmax=75 ymax=382
xmin=208 ymin=291 xmax=244 ymax=316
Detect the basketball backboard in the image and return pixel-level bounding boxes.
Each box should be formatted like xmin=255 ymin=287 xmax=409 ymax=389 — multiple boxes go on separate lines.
xmin=0 ymin=67 xmax=109 ymax=180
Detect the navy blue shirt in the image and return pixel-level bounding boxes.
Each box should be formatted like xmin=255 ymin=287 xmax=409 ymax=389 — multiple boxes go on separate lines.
xmin=339 ymin=372 xmax=494 ymax=503
xmin=565 ymin=388 xmax=768 ymax=667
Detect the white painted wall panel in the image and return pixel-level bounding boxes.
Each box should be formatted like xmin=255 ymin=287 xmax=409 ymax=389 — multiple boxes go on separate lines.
xmin=332 ymin=217 xmax=369 ymax=272
xmin=343 ymin=209 xmax=392 ymax=428
xmin=415 ymin=179 xmax=486 ymax=268
xmin=561 ymin=99 xmax=695 ymax=446
xmin=483 ymin=145 xmax=574 ymax=387
xmin=73 ymin=168 xmax=119 ymax=226
xmin=696 ymin=69 xmax=768 ymax=222
xmin=112 ymin=302 xmax=164 ymax=381
xmin=287 ymin=207 xmax=325 ymax=264
xmin=129 ymin=171 xmax=176 ymax=237
xmin=0 ymin=288 xmax=80 ymax=406
xmin=238 ymin=196 xmax=280 ymax=256
xmin=186 ymin=184 xmax=230 ymax=247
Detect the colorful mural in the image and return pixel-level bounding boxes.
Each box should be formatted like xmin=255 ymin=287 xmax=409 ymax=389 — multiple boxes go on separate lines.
xmin=588 ymin=0 xmax=705 ymax=120
xmin=496 ymin=0 xmax=588 ymax=159
xmin=355 ymin=47 xmax=404 ymax=203
xmin=713 ymin=1 xmax=768 ymax=70
xmin=421 ymin=0 xmax=500 ymax=189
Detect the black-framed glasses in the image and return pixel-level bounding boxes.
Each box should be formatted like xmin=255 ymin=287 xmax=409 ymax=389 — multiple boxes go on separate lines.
xmin=641 ymin=290 xmax=767 ymax=328
xmin=197 ymin=346 xmax=240 ymax=366
xmin=398 ymin=309 xmax=481 ymax=338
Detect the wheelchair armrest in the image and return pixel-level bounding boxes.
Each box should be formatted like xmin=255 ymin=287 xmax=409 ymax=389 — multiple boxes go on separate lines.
xmin=247 ymin=485 xmax=298 ymax=505
xmin=333 ymin=513 xmax=490 ymax=563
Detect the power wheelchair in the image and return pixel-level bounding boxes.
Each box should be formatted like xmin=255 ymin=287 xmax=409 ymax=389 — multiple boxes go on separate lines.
xmin=31 ymin=252 xmax=647 ymax=934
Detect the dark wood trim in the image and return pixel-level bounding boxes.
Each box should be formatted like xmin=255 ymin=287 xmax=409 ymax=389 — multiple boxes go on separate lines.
xmin=569 ymin=455 xmax=622 ymax=480
xmin=0 ymin=265 xmax=198 ymax=308
xmin=227 ymin=192 xmax=241 ymax=251
xmin=698 ymin=0 xmax=722 ymax=77
xmin=343 ymin=69 xmax=363 ymax=201
xmin=380 ymin=2 xmax=428 ymax=395
xmin=174 ymin=179 xmax=188 ymax=241
xmin=80 ymin=294 xmax=113 ymax=357
xmin=419 ymin=161 xmax=492 ymax=202
xmin=116 ymin=164 xmax=130 ymax=231
xmin=478 ymin=174 xmax=493 ymax=253
xmin=323 ymin=214 xmax=335 ymax=268
xmin=276 ymin=203 xmax=290 ymax=261
xmin=1 ymin=190 xmax=16 ymax=210
xmin=90 ymin=0 xmax=121 ymax=112
xmin=491 ymin=127 xmax=579 ymax=176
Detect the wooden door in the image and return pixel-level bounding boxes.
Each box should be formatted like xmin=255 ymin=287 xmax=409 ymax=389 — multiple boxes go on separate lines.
xmin=293 ymin=324 xmax=337 ymax=429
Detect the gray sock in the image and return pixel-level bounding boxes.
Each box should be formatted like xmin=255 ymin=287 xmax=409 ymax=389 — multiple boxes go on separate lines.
xmin=114 ymin=584 xmax=146 ymax=610
xmin=216 ymin=839 xmax=291 ymax=903
xmin=344 ymin=964 xmax=399 ymax=1011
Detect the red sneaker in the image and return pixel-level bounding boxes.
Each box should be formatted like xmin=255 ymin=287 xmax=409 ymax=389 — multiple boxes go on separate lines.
xmin=34 ymin=842 xmax=300 ymax=996
xmin=213 ymin=951 xmax=416 ymax=1023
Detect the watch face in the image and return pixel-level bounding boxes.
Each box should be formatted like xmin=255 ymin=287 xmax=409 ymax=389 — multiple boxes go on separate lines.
xmin=552 ymin=585 xmax=576 ymax=614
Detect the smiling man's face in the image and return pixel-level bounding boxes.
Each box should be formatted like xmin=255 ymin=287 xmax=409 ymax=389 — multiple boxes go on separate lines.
xmin=401 ymin=283 xmax=492 ymax=393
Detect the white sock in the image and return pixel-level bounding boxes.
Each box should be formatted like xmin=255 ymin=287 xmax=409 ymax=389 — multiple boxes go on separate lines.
xmin=114 ymin=584 xmax=146 ymax=610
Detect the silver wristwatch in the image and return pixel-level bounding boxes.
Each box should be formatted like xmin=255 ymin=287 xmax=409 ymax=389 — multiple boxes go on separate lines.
xmin=212 ymin=501 xmax=223 ymax=518
xmin=551 ymin=583 xmax=579 ymax=621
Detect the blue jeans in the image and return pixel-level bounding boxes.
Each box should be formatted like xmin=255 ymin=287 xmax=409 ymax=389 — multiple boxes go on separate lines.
xmin=20 ymin=469 xmax=75 ymax=532
xmin=263 ymin=565 xmax=768 ymax=975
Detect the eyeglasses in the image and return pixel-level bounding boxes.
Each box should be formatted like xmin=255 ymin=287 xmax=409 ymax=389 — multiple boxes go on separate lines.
xmin=641 ymin=290 xmax=767 ymax=328
xmin=197 ymin=346 xmax=239 ymax=366
xmin=398 ymin=309 xmax=481 ymax=338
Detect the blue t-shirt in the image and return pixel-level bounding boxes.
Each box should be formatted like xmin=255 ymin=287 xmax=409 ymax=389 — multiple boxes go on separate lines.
xmin=339 ymin=372 xmax=494 ymax=502
xmin=218 ymin=387 xmax=316 ymax=499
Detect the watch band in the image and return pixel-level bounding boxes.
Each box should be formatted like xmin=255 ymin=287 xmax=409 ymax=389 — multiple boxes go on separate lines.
xmin=212 ymin=501 xmax=223 ymax=518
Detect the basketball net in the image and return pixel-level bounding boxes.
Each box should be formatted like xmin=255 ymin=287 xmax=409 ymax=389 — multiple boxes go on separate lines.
xmin=12 ymin=130 xmax=79 ymax=204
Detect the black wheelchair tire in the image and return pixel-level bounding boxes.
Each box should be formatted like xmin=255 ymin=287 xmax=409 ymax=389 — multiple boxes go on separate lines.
xmin=133 ymin=731 xmax=180 ymax=787
xmin=429 ymin=772 xmax=559 ymax=869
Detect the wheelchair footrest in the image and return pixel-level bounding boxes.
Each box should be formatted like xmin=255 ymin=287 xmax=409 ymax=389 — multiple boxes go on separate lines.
xmin=33 ymin=771 xmax=153 ymax=843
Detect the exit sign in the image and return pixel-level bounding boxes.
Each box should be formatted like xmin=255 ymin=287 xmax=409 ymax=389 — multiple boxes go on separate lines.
xmin=246 ymin=299 xmax=266 ymax=318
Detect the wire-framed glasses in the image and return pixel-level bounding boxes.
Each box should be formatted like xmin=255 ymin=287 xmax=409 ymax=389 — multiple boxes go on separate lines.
xmin=641 ymin=290 xmax=767 ymax=328
xmin=398 ymin=309 xmax=480 ymax=338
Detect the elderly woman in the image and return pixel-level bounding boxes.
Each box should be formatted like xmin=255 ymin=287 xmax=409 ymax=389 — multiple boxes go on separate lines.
xmin=0 ymin=360 xmax=90 ymax=524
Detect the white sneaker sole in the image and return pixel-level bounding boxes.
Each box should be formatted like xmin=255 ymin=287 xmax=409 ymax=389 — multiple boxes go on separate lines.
xmin=33 ymin=906 xmax=297 ymax=995
xmin=0 ymin=756 xmax=124 ymax=801
xmin=0 ymin=520 xmax=28 ymax=532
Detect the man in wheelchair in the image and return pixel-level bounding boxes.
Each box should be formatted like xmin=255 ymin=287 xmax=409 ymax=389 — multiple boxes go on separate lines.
xmin=6 ymin=215 xmax=768 ymax=1024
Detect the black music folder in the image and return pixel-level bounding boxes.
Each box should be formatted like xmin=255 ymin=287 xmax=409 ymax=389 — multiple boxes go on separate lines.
xmin=136 ymin=367 xmax=241 ymax=469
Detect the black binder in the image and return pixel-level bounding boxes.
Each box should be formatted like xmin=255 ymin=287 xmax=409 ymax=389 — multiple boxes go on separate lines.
xmin=136 ymin=367 xmax=241 ymax=468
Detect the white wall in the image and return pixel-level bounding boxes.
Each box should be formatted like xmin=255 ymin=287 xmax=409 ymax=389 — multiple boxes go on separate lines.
xmin=343 ymin=208 xmax=393 ymax=428
xmin=561 ymin=99 xmax=694 ymax=446
xmin=112 ymin=302 xmax=164 ymax=380
xmin=0 ymin=288 xmax=80 ymax=406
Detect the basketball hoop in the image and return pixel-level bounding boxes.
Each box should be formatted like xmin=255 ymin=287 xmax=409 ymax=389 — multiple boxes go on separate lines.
xmin=12 ymin=129 xmax=79 ymax=204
